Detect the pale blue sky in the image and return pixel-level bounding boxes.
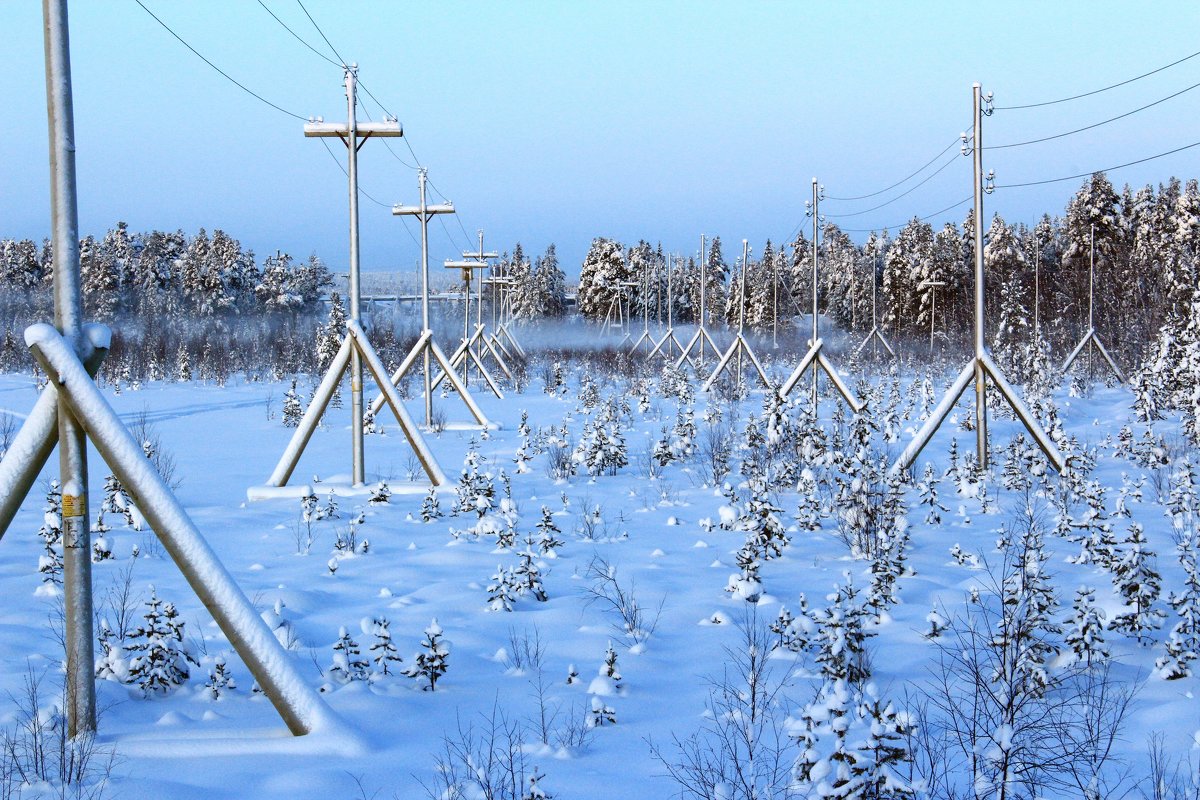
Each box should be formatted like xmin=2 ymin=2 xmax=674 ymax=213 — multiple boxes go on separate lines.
xmin=3 ymin=1 xmax=1199 ymax=275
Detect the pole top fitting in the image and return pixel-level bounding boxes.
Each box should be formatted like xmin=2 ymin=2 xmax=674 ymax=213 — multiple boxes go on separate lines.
xmin=973 ymin=81 xmax=981 ymax=89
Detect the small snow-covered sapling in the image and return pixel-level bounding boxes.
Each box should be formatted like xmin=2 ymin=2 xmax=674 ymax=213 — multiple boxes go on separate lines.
xmin=403 ymin=618 xmax=450 ymax=691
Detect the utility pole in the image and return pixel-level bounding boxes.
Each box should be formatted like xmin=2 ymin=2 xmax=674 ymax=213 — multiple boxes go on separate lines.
xmin=677 ymin=234 xmax=721 ymax=370
xmin=262 ymin=73 xmax=450 ymax=492
xmin=302 ymin=65 xmax=402 ymax=485
xmin=892 ymin=83 xmax=1063 ymax=476
xmin=44 ymin=0 xmax=94 ymax=737
xmin=647 ymin=254 xmax=684 ymax=361
xmin=386 ymin=170 xmax=490 ymax=429
xmin=703 ymin=240 xmax=771 ymax=392
xmin=1032 ymin=231 xmax=1040 ymax=347
xmin=855 ymin=239 xmax=895 ymax=359
xmin=630 ymin=256 xmax=653 ymax=353
xmin=919 ymin=279 xmax=946 ymax=354
xmin=426 ymin=231 xmax=508 ymax=400
xmin=1062 ymin=223 xmax=1125 ymax=382
xmin=2 ymin=0 xmax=341 ymax=739
xmin=779 ymin=179 xmax=863 ymax=412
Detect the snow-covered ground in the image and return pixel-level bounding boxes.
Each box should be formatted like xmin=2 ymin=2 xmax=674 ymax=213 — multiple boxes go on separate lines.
xmin=0 ymin=352 xmax=1197 ymax=799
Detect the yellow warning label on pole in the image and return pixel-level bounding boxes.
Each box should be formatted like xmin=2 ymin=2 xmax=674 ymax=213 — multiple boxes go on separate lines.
xmin=61 ymin=494 xmax=83 ymax=518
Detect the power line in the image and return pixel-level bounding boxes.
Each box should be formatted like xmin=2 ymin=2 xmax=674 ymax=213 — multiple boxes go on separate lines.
xmin=997 ymin=47 xmax=1200 ymax=110
xmin=295 ymin=0 xmax=347 ymax=67
xmin=255 ymin=0 xmax=341 ymax=68
xmin=427 ymin=177 xmax=478 ymax=250
xmin=318 ymin=139 xmax=423 ymax=249
xmin=825 ymin=151 xmax=963 ymax=218
xmin=286 ymin=0 xmax=481 ymax=252
xmin=317 ymin=138 xmax=390 ymax=208
xmin=133 ymin=0 xmax=306 ymax=121
xmin=989 ymin=78 xmax=1200 ymax=149
xmin=356 ymin=98 xmax=420 ymax=170
xmin=826 ymin=133 xmax=963 ymax=201
xmin=995 ymin=138 xmax=1200 ymax=189
xmin=837 ymin=195 xmax=973 ymax=234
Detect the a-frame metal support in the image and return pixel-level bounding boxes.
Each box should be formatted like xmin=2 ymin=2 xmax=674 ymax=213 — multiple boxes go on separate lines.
xmin=892 ymin=83 xmax=1063 ymax=476
xmin=702 ymin=240 xmax=771 ymax=392
xmin=267 ymin=321 xmax=447 ymax=488
xmin=676 ymin=235 xmax=723 ymax=369
xmin=390 ymin=170 xmax=491 ymax=429
xmin=647 ymin=254 xmax=685 ymax=362
xmin=854 ymin=244 xmax=895 ymax=359
xmin=3 ymin=0 xmax=346 ymax=741
xmin=780 ymin=179 xmax=863 ymax=412
xmin=1062 ymin=223 xmax=1125 ymax=384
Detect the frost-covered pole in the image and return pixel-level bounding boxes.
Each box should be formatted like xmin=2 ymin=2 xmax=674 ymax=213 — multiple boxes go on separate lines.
xmin=738 ymin=239 xmax=749 ymax=385
xmin=43 ymin=0 xmax=95 ymax=737
xmin=891 ymin=84 xmax=1061 ymax=476
xmin=344 ymin=65 xmax=366 ymax=486
xmin=811 ymin=178 xmax=821 ymax=406
xmin=392 ymin=170 xmax=455 ymax=427
xmin=699 ymin=235 xmax=707 ymax=327
xmin=972 ymin=82 xmax=988 ymax=468
xmin=419 ymin=170 xmax=432 ymax=424
xmin=1088 ymin=223 xmax=1095 ymax=334
xmin=302 ymin=68 xmax=400 ymax=485
xmin=1033 ymin=231 xmax=1040 ymax=346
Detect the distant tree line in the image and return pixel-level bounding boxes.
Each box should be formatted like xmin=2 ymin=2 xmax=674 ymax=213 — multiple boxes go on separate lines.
xmin=575 ymin=172 xmax=1200 ymax=369
xmin=0 ymin=223 xmax=333 ymax=381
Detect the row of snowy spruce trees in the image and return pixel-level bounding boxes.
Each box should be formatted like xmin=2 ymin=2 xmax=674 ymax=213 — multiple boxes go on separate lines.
xmin=577 ymin=171 xmax=1200 ymax=370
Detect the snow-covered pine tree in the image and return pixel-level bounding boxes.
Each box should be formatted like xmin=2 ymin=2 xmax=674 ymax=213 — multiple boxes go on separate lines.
xmin=127 ymin=588 xmax=198 ymax=695
xmin=454 ymin=445 xmax=495 ymax=519
xmin=533 ymin=243 xmax=568 ymax=319
xmin=1065 ymin=585 xmax=1109 ymax=666
xmin=1067 ymin=480 xmax=1119 ymax=569
xmin=367 ymin=616 xmax=403 ymax=676
xmin=813 ymin=573 xmax=874 ymax=685
xmin=282 ymin=379 xmax=302 ymax=428
xmin=913 ymin=462 xmax=948 ymax=527
xmin=1157 ymin=533 xmax=1200 ymax=679
xmin=403 ymin=618 xmax=450 ymax=691
xmin=794 ymin=468 xmax=822 ymax=533
xmin=328 ymin=626 xmax=370 ymax=684
xmin=770 ymin=594 xmax=815 ymax=653
xmin=535 ymin=505 xmax=564 ymax=557
xmin=37 ymin=480 xmax=63 ymax=588
xmin=202 ymin=656 xmax=237 ymax=700
xmin=487 ymin=564 xmax=519 ymax=612
xmin=577 ymin=238 xmax=629 ymax=322
xmin=1110 ymin=521 xmax=1166 ymax=643
xmin=175 ymin=343 xmax=191 ymax=382
xmin=420 ymin=487 xmax=443 ymax=522
xmin=513 ymin=537 xmax=549 ymax=602
xmin=587 ymin=695 xmax=617 ymax=728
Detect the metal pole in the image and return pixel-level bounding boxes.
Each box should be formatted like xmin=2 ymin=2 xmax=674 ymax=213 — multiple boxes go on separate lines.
xmin=475 ymin=231 xmax=484 ymax=367
xmin=1033 ymin=231 xmax=1040 ymax=347
xmin=772 ymin=247 xmax=778 ymax=348
xmin=699 ymin=234 xmax=707 ymax=366
xmin=1088 ymin=222 xmax=1095 ymax=332
xmin=811 ymin=178 xmax=820 ymax=407
xmin=972 ymin=82 xmax=988 ymax=468
xmin=344 ymin=66 xmax=365 ymax=486
xmin=930 ymin=286 xmax=936 ymax=354
xmin=462 ymin=268 xmax=471 ymax=386
xmin=418 ymin=169 xmax=432 ymax=427
xmin=738 ymin=239 xmax=748 ymax=386
xmin=871 ymin=247 xmax=879 ymax=356
xmin=43 ymin=0 xmax=94 ymax=737
xmin=667 ymin=254 xmax=674 ymax=331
